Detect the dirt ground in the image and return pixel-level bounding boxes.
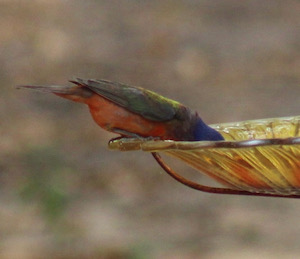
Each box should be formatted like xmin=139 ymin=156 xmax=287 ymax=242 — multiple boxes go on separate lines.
xmin=1 ymin=1 xmax=300 ymax=258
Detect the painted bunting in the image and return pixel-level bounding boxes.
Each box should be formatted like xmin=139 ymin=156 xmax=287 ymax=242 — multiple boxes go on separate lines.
xmin=18 ymin=78 xmax=224 ymax=141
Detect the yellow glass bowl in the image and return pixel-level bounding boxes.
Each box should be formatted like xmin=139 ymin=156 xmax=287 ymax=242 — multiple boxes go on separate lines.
xmin=109 ymin=116 xmax=300 ymax=196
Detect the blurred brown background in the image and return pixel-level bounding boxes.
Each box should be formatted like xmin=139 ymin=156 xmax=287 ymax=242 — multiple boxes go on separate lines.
xmin=1 ymin=1 xmax=300 ymax=258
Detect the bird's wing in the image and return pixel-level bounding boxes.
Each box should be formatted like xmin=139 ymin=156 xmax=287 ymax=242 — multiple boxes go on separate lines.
xmin=71 ymin=78 xmax=181 ymax=122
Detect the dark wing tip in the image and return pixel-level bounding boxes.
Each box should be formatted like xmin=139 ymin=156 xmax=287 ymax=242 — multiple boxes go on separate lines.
xmin=16 ymin=84 xmax=75 ymax=94
xmin=69 ymin=78 xmax=86 ymax=86
xmin=69 ymin=78 xmax=99 ymax=86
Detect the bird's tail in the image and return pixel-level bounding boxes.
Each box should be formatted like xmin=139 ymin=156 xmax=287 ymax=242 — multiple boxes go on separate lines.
xmin=17 ymin=84 xmax=93 ymax=103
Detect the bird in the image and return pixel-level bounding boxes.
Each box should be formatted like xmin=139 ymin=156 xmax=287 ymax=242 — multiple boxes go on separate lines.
xmin=18 ymin=78 xmax=224 ymax=141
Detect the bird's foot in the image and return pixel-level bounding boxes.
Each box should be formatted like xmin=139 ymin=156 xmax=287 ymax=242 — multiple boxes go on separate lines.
xmin=111 ymin=128 xmax=161 ymax=141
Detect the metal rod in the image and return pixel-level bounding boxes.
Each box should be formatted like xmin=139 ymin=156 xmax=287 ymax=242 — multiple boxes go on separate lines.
xmin=151 ymin=152 xmax=300 ymax=199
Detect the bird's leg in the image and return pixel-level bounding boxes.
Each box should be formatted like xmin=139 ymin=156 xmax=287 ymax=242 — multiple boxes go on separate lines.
xmin=112 ymin=128 xmax=141 ymax=138
xmin=111 ymin=128 xmax=161 ymax=140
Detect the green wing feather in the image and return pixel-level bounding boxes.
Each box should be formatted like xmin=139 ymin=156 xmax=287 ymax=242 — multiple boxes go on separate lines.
xmin=71 ymin=78 xmax=182 ymax=122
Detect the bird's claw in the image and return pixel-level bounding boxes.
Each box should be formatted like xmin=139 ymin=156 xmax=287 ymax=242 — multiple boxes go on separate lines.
xmin=110 ymin=128 xmax=161 ymax=142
